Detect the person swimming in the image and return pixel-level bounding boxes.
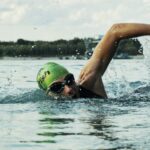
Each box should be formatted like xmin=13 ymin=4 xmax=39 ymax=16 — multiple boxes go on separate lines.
xmin=37 ymin=23 xmax=150 ymax=99
xmin=37 ymin=62 xmax=105 ymax=98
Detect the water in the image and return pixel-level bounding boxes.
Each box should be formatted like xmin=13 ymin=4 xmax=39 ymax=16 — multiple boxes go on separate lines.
xmin=0 ymin=57 xmax=150 ymax=150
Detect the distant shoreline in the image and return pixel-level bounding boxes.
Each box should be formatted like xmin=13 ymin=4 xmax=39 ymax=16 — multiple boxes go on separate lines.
xmin=0 ymin=56 xmax=61 ymax=60
xmin=0 ymin=55 xmax=144 ymax=60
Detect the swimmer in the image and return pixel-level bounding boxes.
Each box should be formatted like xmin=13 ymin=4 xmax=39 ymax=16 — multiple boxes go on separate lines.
xmin=37 ymin=23 xmax=150 ymax=99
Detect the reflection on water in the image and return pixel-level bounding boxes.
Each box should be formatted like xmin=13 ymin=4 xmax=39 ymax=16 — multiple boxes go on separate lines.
xmin=10 ymin=93 xmax=149 ymax=150
xmin=0 ymin=53 xmax=150 ymax=149
xmin=21 ymin=99 xmax=138 ymax=149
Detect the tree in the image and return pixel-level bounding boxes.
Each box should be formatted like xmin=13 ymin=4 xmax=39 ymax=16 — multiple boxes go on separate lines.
xmin=116 ymin=38 xmax=143 ymax=56
xmin=17 ymin=39 xmax=34 ymax=45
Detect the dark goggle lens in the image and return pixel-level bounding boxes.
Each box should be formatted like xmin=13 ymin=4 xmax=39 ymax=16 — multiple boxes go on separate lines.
xmin=47 ymin=73 xmax=75 ymax=94
xmin=50 ymin=82 xmax=64 ymax=94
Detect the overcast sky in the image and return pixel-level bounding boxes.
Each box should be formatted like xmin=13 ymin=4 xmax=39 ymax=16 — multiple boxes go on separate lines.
xmin=0 ymin=0 xmax=149 ymax=41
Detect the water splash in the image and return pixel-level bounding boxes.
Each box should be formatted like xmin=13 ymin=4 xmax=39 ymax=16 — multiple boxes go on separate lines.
xmin=0 ymin=88 xmax=49 ymax=104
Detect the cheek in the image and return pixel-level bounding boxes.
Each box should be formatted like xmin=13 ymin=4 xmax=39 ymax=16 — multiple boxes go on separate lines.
xmin=62 ymin=86 xmax=76 ymax=96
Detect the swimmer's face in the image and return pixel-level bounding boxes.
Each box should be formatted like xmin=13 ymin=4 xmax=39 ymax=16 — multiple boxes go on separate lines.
xmin=61 ymin=81 xmax=78 ymax=98
xmin=46 ymin=73 xmax=79 ymax=98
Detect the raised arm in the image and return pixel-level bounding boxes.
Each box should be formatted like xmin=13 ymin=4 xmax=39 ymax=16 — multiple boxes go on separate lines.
xmin=91 ymin=23 xmax=150 ymax=76
xmin=79 ymin=23 xmax=150 ymax=87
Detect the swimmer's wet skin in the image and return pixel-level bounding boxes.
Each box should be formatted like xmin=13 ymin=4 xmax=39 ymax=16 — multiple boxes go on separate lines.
xmin=37 ymin=62 xmax=104 ymax=99
xmin=37 ymin=23 xmax=150 ymax=99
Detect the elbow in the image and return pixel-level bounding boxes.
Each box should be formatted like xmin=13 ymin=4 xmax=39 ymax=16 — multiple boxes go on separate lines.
xmin=109 ymin=23 xmax=125 ymax=40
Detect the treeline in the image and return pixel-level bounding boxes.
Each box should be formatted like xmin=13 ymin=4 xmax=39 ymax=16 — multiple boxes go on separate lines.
xmin=0 ymin=37 xmax=143 ymax=57
xmin=0 ymin=38 xmax=86 ymax=57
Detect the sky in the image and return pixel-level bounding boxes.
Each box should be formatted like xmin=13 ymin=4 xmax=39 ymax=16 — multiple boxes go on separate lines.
xmin=0 ymin=0 xmax=150 ymax=41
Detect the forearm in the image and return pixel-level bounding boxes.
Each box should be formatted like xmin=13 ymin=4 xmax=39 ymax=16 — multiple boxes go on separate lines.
xmin=93 ymin=23 xmax=150 ymax=58
xmin=90 ymin=23 xmax=150 ymax=75
xmin=112 ymin=23 xmax=150 ymax=40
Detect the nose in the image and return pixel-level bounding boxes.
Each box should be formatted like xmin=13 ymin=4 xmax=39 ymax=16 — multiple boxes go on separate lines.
xmin=63 ymin=85 xmax=75 ymax=96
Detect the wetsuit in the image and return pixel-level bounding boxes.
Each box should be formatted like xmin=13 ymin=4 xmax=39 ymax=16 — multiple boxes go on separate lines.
xmin=78 ymin=85 xmax=104 ymax=98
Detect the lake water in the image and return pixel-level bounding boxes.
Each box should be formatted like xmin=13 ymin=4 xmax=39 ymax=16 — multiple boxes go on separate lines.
xmin=0 ymin=57 xmax=150 ymax=150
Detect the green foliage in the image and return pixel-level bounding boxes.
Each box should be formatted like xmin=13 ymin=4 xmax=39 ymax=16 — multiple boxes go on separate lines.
xmin=0 ymin=38 xmax=142 ymax=58
xmin=0 ymin=48 xmax=3 ymax=57
xmin=0 ymin=38 xmax=86 ymax=57
xmin=116 ymin=38 xmax=143 ymax=56
xmin=17 ymin=39 xmax=34 ymax=45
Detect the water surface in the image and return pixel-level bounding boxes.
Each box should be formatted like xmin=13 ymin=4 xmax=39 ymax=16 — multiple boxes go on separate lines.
xmin=0 ymin=58 xmax=150 ymax=150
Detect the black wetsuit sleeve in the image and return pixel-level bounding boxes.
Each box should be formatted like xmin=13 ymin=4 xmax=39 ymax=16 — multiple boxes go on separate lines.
xmin=78 ymin=85 xmax=104 ymax=99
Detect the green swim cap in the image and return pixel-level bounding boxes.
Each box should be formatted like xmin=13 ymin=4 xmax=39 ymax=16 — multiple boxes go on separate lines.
xmin=37 ymin=62 xmax=69 ymax=91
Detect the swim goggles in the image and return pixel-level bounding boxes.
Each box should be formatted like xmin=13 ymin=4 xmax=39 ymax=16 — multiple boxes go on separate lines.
xmin=46 ymin=73 xmax=75 ymax=94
